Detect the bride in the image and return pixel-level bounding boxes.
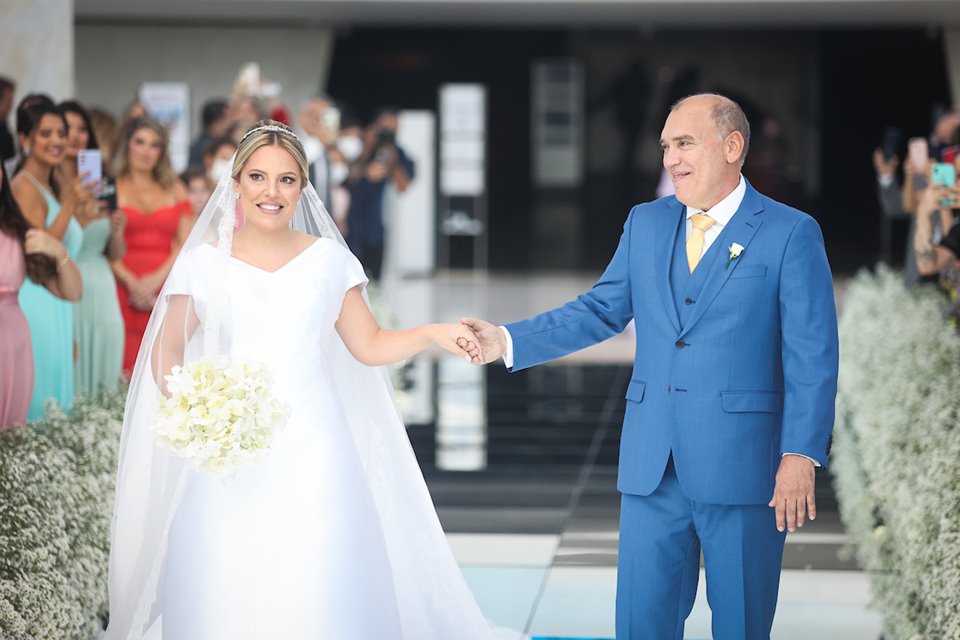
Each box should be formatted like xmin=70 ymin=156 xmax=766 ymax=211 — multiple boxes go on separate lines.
xmin=105 ymin=120 xmax=494 ymax=639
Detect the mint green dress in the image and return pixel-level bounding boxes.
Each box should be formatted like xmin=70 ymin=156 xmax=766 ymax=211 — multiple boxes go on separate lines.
xmin=17 ymin=174 xmax=82 ymax=420
xmin=73 ymin=217 xmax=124 ymax=395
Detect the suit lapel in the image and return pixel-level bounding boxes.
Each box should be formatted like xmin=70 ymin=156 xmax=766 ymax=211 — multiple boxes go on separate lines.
xmin=678 ymin=184 xmax=766 ymax=339
xmin=654 ymin=200 xmax=684 ymax=334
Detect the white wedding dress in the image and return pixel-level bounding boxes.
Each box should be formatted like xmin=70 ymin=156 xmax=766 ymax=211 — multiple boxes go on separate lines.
xmin=106 ymin=140 xmax=494 ymax=640
xmin=126 ymin=239 xmax=490 ymax=639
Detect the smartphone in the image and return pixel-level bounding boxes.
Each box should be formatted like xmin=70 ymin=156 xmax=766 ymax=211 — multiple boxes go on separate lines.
xmin=77 ymin=149 xmax=102 ymax=190
xmin=880 ymin=127 xmax=901 ymax=162
xmin=931 ymin=162 xmax=957 ymax=207
xmin=907 ymin=138 xmax=929 ymax=174
xmin=98 ymin=176 xmax=117 ymax=211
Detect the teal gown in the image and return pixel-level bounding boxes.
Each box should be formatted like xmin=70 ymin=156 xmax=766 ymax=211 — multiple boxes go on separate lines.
xmin=73 ymin=217 xmax=124 ymax=396
xmin=18 ymin=175 xmax=82 ymax=420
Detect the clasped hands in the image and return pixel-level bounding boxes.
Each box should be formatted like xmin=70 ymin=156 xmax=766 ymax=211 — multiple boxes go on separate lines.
xmin=439 ymin=317 xmax=508 ymax=365
xmin=452 ymin=316 xmax=817 ymax=534
xmin=125 ymin=273 xmax=163 ymax=311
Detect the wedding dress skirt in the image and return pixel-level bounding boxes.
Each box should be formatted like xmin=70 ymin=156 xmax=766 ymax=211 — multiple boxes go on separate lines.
xmin=110 ymin=240 xmax=492 ymax=640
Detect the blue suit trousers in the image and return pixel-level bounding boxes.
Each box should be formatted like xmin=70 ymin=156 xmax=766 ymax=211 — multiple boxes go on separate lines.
xmin=616 ymin=457 xmax=787 ymax=639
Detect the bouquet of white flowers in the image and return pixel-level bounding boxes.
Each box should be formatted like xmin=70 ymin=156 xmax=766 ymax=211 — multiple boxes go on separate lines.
xmin=153 ymin=356 xmax=288 ymax=478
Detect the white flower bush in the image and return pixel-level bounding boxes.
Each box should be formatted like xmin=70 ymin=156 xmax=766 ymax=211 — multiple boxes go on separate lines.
xmin=0 ymin=387 xmax=125 ymax=639
xmin=834 ymin=266 xmax=960 ymax=639
xmin=154 ymin=357 xmax=288 ymax=478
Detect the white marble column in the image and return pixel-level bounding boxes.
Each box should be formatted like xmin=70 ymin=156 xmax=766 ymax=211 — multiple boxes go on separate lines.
xmin=0 ymin=0 xmax=74 ymax=106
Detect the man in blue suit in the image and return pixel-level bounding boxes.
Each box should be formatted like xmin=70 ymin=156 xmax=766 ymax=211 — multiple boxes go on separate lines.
xmin=462 ymin=94 xmax=838 ymax=639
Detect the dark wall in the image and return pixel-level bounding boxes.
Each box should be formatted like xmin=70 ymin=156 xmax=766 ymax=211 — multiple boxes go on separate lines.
xmin=817 ymin=29 xmax=952 ymax=272
xmin=327 ymin=28 xmax=569 ymax=270
xmin=328 ymin=27 xmax=954 ymax=274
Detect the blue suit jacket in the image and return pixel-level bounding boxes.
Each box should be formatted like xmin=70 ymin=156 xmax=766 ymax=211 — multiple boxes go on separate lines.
xmin=506 ymin=182 xmax=839 ymax=505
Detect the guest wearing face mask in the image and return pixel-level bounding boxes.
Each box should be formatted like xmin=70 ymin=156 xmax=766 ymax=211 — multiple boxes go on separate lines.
xmin=202 ymin=136 xmax=238 ymax=185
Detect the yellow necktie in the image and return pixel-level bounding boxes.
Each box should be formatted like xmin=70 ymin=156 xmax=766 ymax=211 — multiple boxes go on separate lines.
xmin=686 ymin=213 xmax=716 ymax=272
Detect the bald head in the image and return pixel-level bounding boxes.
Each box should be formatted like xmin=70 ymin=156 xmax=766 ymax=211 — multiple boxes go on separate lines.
xmin=660 ymin=93 xmax=749 ymax=210
xmin=671 ymin=94 xmax=751 ymax=167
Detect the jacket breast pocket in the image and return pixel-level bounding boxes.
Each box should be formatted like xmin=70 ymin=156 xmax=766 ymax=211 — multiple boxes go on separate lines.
xmin=729 ymin=265 xmax=767 ymax=279
xmin=720 ymin=391 xmax=782 ymax=413
xmin=625 ymin=380 xmax=646 ymax=403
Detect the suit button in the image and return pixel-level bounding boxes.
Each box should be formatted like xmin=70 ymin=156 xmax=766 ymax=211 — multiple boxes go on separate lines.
xmin=676 ymin=339 xmax=686 ymax=349
xmin=684 ymin=297 xmax=695 ymax=305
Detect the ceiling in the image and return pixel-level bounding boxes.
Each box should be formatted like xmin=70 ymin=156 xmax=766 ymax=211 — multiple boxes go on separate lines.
xmin=74 ymin=0 xmax=960 ymax=28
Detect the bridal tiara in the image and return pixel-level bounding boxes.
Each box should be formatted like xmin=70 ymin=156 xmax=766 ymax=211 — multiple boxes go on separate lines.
xmin=240 ymin=124 xmax=300 ymax=144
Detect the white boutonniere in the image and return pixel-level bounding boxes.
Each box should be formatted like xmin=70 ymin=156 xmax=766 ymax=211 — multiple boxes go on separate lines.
xmin=725 ymin=242 xmax=744 ymax=270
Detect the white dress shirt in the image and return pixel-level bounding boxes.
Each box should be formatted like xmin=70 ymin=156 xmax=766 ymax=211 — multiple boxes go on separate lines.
xmin=499 ymin=176 xmax=817 ymax=465
xmin=685 ymin=176 xmax=746 ymax=258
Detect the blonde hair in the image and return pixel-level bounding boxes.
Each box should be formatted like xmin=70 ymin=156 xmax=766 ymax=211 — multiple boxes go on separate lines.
xmin=231 ymin=120 xmax=308 ymax=187
xmin=112 ymin=117 xmax=178 ymax=189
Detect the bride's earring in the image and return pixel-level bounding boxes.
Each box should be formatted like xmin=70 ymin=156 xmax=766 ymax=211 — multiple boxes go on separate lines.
xmin=234 ymin=198 xmax=245 ymax=231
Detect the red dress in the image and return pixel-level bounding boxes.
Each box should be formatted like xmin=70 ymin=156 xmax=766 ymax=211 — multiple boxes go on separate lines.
xmin=116 ymin=200 xmax=192 ymax=374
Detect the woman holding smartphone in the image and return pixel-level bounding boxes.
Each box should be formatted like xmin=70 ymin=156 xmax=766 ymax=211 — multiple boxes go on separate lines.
xmin=60 ymin=100 xmax=127 ymax=395
xmin=110 ymin=117 xmax=191 ymax=375
xmin=12 ymin=101 xmax=94 ymax=420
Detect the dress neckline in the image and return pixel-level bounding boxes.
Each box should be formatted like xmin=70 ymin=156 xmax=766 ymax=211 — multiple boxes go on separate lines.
xmin=121 ymin=200 xmax=188 ymax=216
xmin=203 ymin=238 xmax=326 ymax=275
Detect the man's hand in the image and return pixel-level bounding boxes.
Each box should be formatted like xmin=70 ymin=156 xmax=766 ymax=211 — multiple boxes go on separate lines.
xmin=431 ymin=323 xmax=483 ymax=364
xmin=768 ymin=454 xmax=816 ymax=533
xmin=457 ymin=317 xmax=506 ymax=364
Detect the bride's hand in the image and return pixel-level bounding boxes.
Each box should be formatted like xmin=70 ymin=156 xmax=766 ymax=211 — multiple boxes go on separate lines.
xmin=431 ymin=323 xmax=483 ymax=364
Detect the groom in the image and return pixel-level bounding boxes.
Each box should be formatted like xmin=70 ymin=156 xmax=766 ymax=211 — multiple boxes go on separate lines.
xmin=462 ymin=94 xmax=838 ymax=639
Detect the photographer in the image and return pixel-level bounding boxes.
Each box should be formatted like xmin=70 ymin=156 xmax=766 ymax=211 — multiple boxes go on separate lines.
xmin=347 ymin=108 xmax=415 ymax=280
